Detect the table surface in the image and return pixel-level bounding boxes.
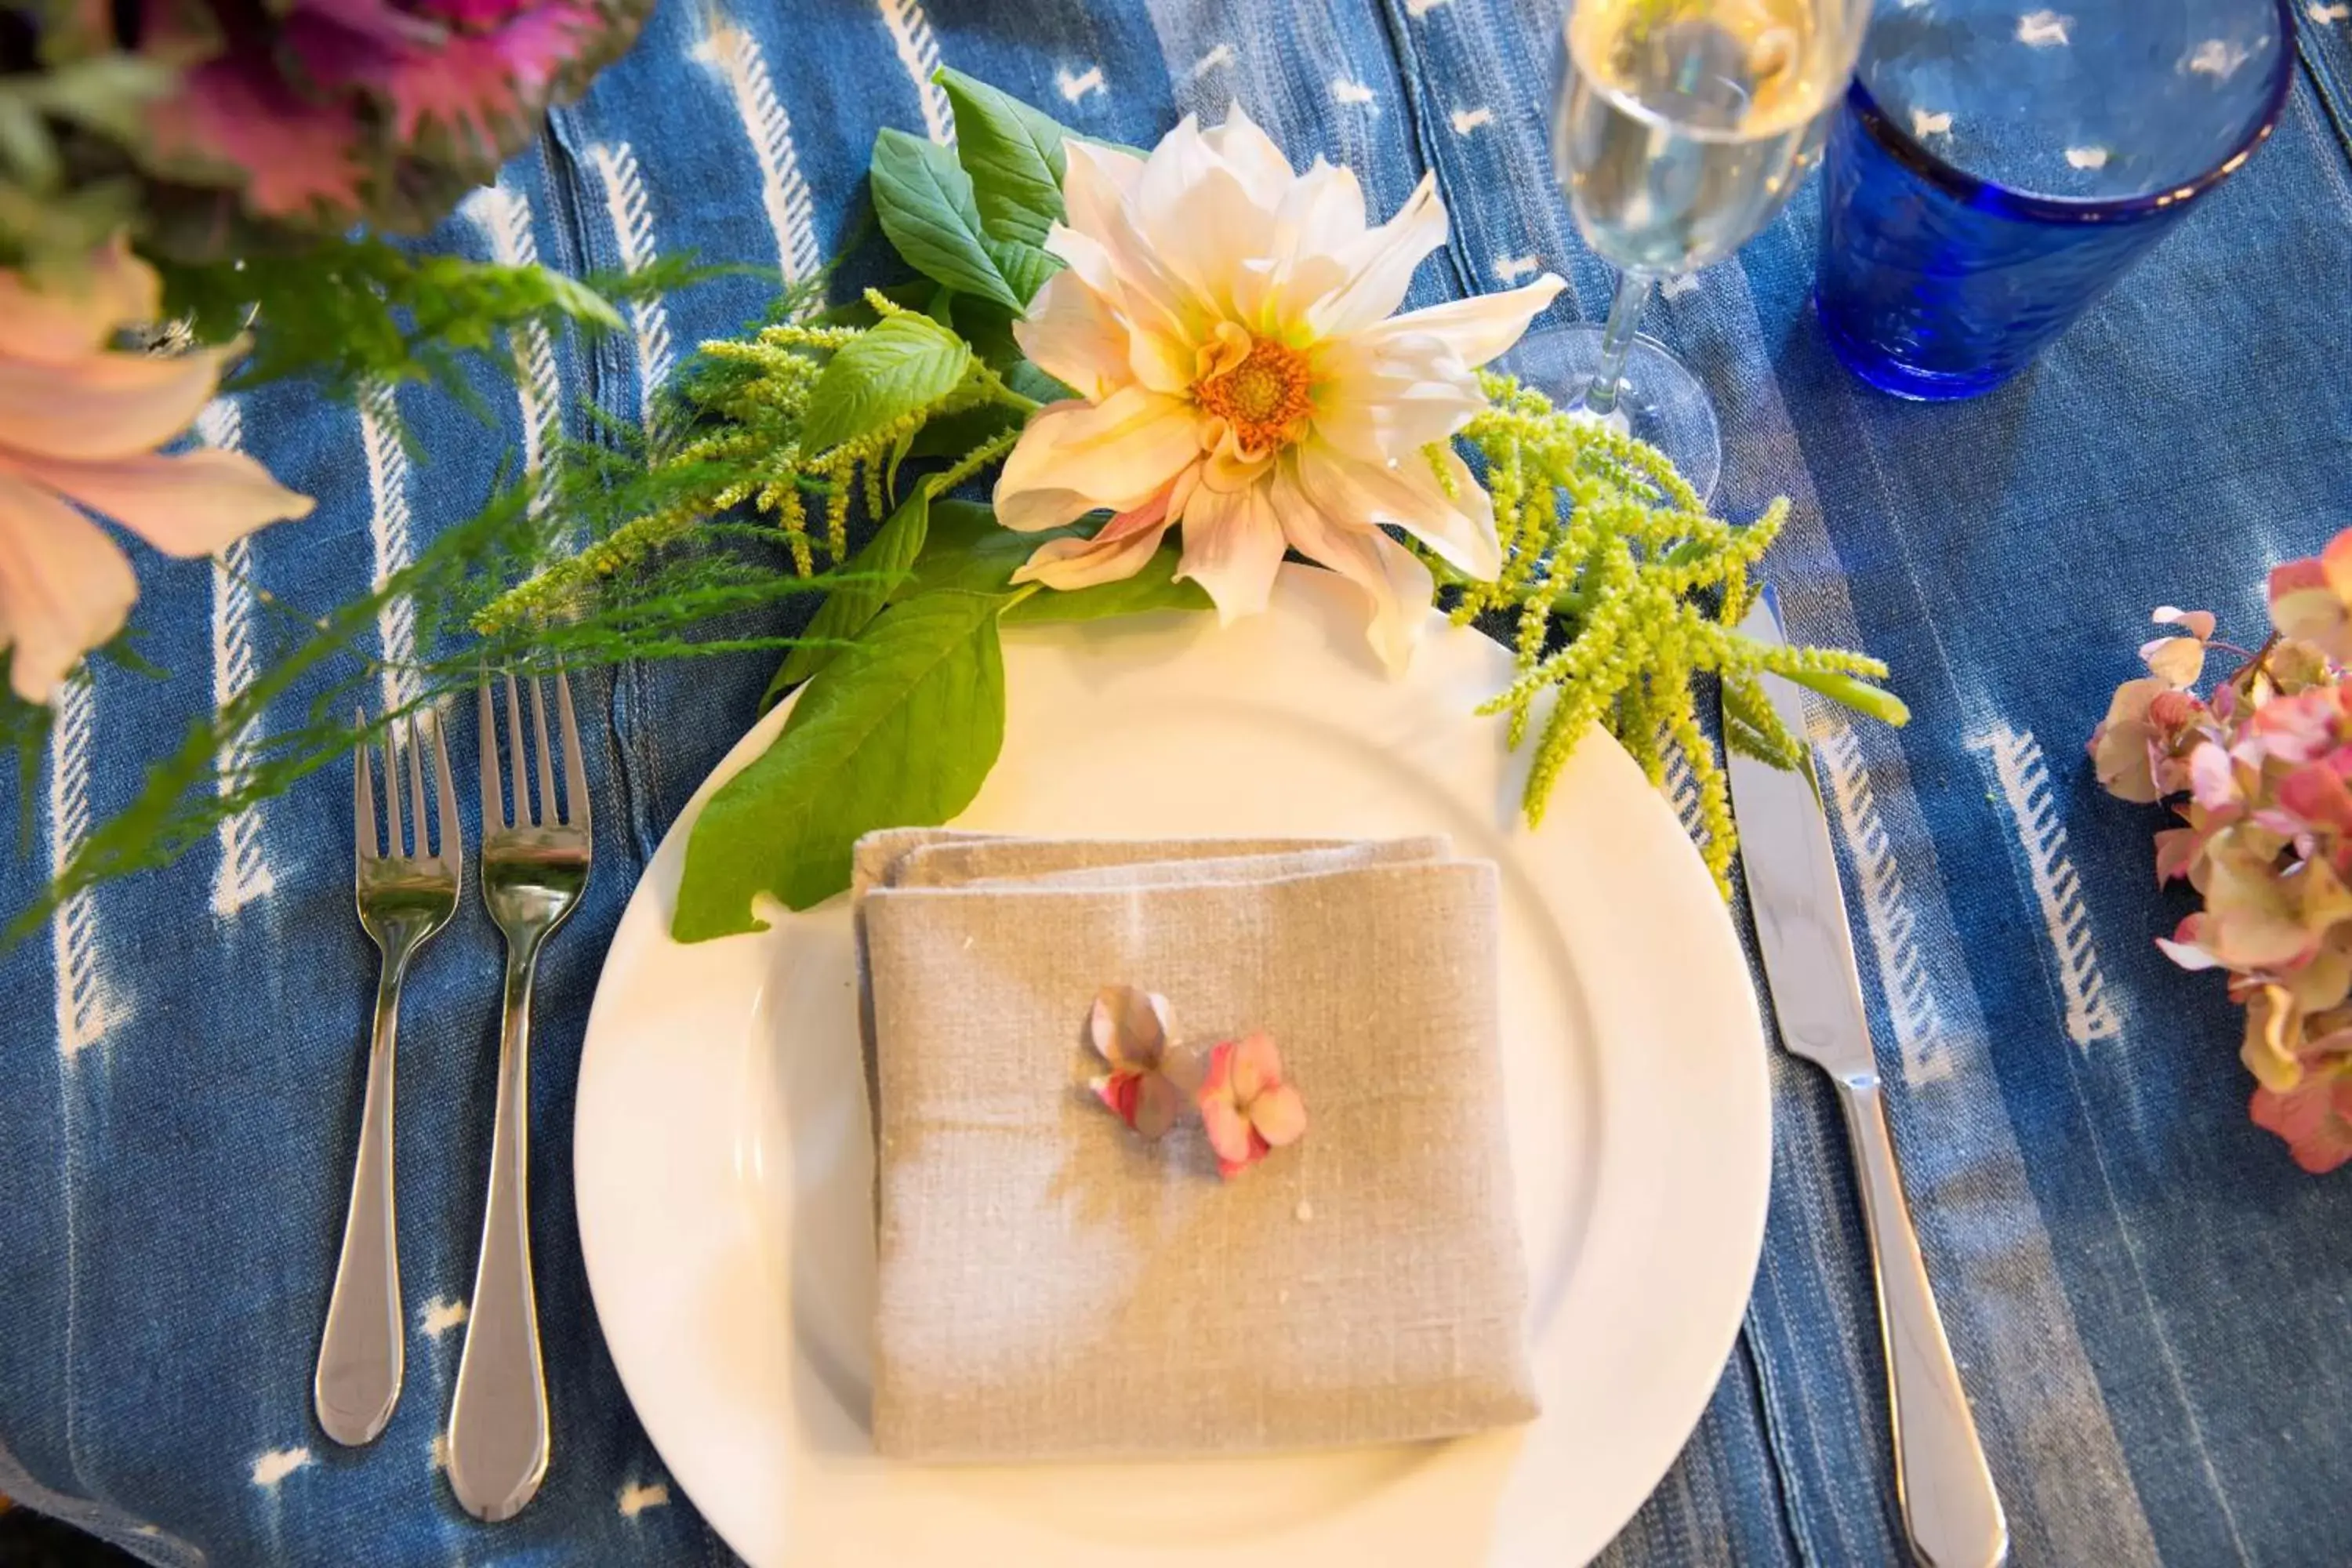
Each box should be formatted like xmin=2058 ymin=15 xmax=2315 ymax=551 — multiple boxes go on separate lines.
xmin=4 ymin=3 xmax=2350 ymax=1565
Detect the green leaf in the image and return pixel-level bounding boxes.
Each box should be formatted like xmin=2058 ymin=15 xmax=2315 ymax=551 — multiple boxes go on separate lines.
xmin=901 ymin=499 xmax=1210 ymax=621
xmin=904 ymin=402 xmax=1022 ymax=461
xmin=935 ymin=66 xmax=1069 ymax=246
xmin=673 ymin=590 xmax=1009 ymax=936
xmin=895 ymin=499 xmax=1052 ymax=597
xmin=764 ymin=481 xmax=934 ymax=702
xmin=1007 ymin=359 xmax=1077 ymax=405
xmin=798 ymin=313 xmax=973 ymax=455
xmin=869 ymin=128 xmax=1033 ymax=313
xmin=0 ymin=96 xmax=58 ymax=191
xmin=985 ymin=232 xmax=1061 ymax=308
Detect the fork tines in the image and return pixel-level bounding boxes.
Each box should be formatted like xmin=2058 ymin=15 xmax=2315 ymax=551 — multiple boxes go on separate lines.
xmin=354 ymin=709 xmax=460 ymax=867
xmin=476 ymin=669 xmax=590 ymax=836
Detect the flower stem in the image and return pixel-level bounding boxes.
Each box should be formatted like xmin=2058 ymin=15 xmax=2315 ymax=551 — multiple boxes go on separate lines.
xmin=2231 ymin=632 xmax=2282 ymax=692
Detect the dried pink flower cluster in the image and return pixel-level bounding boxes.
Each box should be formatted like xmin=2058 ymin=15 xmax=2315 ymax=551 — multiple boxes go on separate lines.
xmin=1084 ymin=985 xmax=1305 ymax=1179
xmin=2089 ymin=531 xmax=2352 ymax=1172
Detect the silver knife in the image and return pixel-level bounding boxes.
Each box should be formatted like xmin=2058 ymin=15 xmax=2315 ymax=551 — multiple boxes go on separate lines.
xmin=1726 ymin=588 xmax=2009 ymax=1568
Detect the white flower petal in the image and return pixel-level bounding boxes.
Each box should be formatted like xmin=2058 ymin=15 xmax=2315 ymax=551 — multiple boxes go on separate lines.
xmin=1200 ymin=103 xmax=1294 ymax=209
xmin=996 ymin=389 xmax=1200 ymax=519
xmin=1362 ymin=274 xmax=1568 ymax=369
xmin=994 ymin=485 xmax=1102 ymax=535
xmin=1046 ymin=220 xmax=1120 ymax=296
xmin=1311 ymin=345 xmax=1486 ymax=461
xmin=1278 ymin=159 xmax=1370 ymax=258
xmin=1232 ymin=160 xmax=1370 ymax=330
xmin=1125 ymin=321 xmax=1195 ymax=395
xmin=1272 ymin=462 xmax=1435 ymax=675
xmin=1135 ymin=114 xmax=1216 ymax=235
xmin=1013 ymin=270 xmax=1131 ymax=402
xmin=1305 ymin=173 xmax=1449 ymax=340
xmin=1173 ymin=479 xmax=1287 ymax=625
xmin=1055 ymin=189 xmax=1202 ymax=351
xmin=1061 ymin=139 xmax=1145 ymax=238
xmin=0 ymin=466 xmax=137 ymax=702
xmin=1294 ymin=441 xmax=1499 ymax=579
xmin=1145 ymin=165 xmax=1279 ymax=316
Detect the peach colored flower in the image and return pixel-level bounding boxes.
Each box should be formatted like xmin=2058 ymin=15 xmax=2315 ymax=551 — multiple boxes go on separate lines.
xmin=1087 ymin=985 xmax=1196 ymax=1140
xmin=1196 ymin=1031 xmax=1305 ymax=1179
xmin=2269 ymin=533 xmax=2352 ymax=662
xmin=0 ymin=237 xmax=315 ymax=703
xmin=996 ymin=108 xmax=1564 ymax=673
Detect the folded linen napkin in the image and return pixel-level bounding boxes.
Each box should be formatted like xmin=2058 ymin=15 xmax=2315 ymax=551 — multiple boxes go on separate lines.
xmin=855 ymin=833 xmax=1537 ymax=1462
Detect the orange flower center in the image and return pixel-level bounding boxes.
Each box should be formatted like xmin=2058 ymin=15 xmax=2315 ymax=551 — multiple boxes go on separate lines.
xmin=1195 ymin=335 xmax=1313 ymax=455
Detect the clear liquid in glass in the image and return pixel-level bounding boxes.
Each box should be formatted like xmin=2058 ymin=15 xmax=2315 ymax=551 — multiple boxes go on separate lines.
xmin=1558 ymin=0 xmax=1849 ymax=274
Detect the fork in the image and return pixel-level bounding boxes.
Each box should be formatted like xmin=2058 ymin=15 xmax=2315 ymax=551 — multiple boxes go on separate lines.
xmin=316 ymin=711 xmax=460 ymax=1446
xmin=446 ymin=668 xmax=591 ymax=1523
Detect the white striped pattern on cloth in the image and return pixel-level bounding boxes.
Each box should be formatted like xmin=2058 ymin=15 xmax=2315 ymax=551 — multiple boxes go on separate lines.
xmin=194 ymin=398 xmax=277 ymax=919
xmin=691 ymin=10 xmax=825 ymax=292
xmin=1967 ymin=723 xmax=2123 ymax=1046
xmin=459 ymin=182 xmax=564 ymax=499
xmin=877 ymin=0 xmax=953 ymax=143
xmin=584 ymin=142 xmax=678 ymax=438
xmin=49 ymin=673 xmax=111 ymax=1060
xmin=357 ymin=378 xmax=419 ymax=714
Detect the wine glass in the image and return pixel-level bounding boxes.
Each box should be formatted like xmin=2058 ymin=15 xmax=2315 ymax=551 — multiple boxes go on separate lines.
xmin=1522 ymin=0 xmax=1872 ymax=500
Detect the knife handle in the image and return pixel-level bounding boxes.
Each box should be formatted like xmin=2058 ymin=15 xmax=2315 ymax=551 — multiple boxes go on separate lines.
xmin=1835 ymin=1076 xmax=2009 ymax=1568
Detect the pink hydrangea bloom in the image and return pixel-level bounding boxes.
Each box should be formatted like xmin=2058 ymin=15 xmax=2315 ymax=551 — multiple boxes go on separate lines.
xmin=1196 ymin=1031 xmax=1306 ymax=1180
xmin=2091 ymin=543 xmax=2352 ymax=1171
xmin=2268 ymin=533 xmax=2352 ymax=662
xmin=2250 ymin=1065 xmax=2352 ymax=1174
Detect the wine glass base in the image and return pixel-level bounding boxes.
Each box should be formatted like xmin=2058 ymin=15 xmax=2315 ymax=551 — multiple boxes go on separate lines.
xmin=1496 ymin=325 xmax=1722 ymax=505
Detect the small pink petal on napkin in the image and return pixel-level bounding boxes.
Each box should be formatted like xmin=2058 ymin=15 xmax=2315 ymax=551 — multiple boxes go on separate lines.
xmin=1087 ymin=985 xmax=1190 ymax=1139
xmin=1199 ymin=1031 xmax=1306 ymax=1178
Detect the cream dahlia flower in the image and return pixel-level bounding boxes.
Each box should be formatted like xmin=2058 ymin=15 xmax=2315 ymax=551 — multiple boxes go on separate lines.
xmin=0 ymin=237 xmax=315 ymax=703
xmin=995 ymin=109 xmax=1564 ymax=672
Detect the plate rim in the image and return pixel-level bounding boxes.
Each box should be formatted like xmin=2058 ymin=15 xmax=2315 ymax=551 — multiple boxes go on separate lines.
xmin=575 ymin=567 xmax=1770 ymax=1565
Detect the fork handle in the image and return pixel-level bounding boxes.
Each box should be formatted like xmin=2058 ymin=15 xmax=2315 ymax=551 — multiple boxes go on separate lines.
xmin=315 ymin=955 xmax=410 ymax=1446
xmin=448 ymin=938 xmax=551 ymax=1522
xmin=1835 ymin=1076 xmax=2009 ymax=1568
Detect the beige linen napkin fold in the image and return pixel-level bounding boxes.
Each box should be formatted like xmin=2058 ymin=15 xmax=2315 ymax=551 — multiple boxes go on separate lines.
xmin=899 ymin=834 xmax=1454 ymax=890
xmin=859 ymin=848 xmax=1537 ymax=1463
xmin=848 ymin=833 xmax=1406 ymax=1114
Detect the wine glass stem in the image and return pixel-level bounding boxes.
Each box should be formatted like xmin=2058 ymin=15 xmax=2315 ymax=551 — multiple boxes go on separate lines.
xmin=1584 ymin=270 xmax=1659 ymax=419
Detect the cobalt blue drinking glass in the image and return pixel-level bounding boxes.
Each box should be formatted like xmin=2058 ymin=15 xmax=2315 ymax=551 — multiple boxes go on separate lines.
xmin=1814 ymin=0 xmax=2295 ymax=399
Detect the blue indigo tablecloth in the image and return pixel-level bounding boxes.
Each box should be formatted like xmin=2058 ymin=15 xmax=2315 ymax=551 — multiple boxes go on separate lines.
xmin=5 ymin=1 xmax=2352 ymax=1563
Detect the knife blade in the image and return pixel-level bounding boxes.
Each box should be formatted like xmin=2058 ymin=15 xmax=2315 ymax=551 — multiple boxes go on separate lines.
xmin=1726 ymin=586 xmax=2009 ymax=1568
xmin=1723 ymin=591 xmax=1876 ymax=1084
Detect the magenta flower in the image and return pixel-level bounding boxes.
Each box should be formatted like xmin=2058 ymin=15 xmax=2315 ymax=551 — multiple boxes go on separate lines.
xmin=114 ymin=0 xmax=649 ymax=245
xmin=1196 ymin=1032 xmax=1306 ymax=1180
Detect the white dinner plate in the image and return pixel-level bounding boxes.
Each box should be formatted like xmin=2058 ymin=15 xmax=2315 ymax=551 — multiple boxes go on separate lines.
xmin=575 ymin=565 xmax=1769 ymax=1566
